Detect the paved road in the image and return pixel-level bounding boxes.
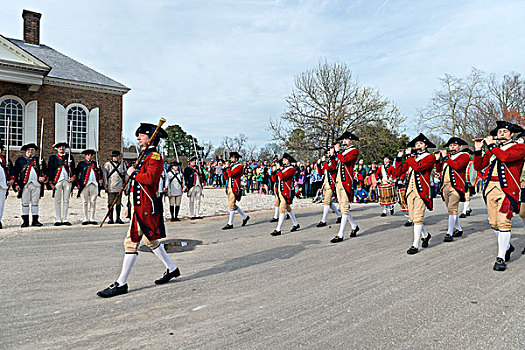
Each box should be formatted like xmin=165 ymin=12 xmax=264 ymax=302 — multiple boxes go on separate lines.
xmin=1 ymin=196 xmax=524 ymax=349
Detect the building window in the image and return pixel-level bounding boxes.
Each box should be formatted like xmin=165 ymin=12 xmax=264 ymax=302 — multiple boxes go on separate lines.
xmin=0 ymin=97 xmax=24 ymax=147
xmin=67 ymin=105 xmax=88 ymax=150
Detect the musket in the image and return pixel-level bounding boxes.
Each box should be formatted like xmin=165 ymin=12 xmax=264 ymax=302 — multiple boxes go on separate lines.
xmin=4 ymin=117 xmax=10 ymax=198
xmin=100 ymin=117 xmax=167 ymax=227
xmin=192 ymin=136 xmax=204 ymax=195
xmin=39 ymin=119 xmax=45 ymax=198
xmin=68 ymin=121 xmax=74 ymax=198
xmin=92 ymin=126 xmax=102 ymax=196
xmin=172 ymin=141 xmax=179 ymax=163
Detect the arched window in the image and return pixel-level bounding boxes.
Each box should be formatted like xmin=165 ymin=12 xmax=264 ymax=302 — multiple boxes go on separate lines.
xmin=66 ymin=104 xmax=88 ymax=150
xmin=0 ymin=96 xmax=24 ymax=147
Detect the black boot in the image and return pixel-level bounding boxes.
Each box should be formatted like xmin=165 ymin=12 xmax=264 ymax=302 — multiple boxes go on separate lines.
xmin=174 ymin=206 xmax=181 ymax=221
xmin=21 ymin=215 xmax=30 ymax=228
xmin=32 ymin=215 xmax=43 ymax=227
xmin=108 ymin=208 xmax=114 ymax=224
xmin=115 ymin=205 xmax=124 ymax=224
xmin=170 ymin=205 xmax=175 ymax=222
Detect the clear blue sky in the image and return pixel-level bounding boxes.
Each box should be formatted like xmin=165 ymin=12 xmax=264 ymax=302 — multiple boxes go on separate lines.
xmin=1 ymin=0 xmax=524 ymax=148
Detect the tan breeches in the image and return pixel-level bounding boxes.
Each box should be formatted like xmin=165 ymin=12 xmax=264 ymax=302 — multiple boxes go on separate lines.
xmin=442 ymin=183 xmax=460 ymax=215
xmin=274 ymin=192 xmax=279 ymax=207
xmin=124 ymin=223 xmax=160 ymax=253
xmin=169 ymin=195 xmax=182 ymax=206
xmin=227 ymin=188 xmax=238 ymax=210
xmin=335 ymin=182 xmax=350 ymax=215
xmin=278 ymin=192 xmax=291 ymax=214
xmin=406 ymin=190 xmax=426 ymax=225
xmin=323 ymin=186 xmax=334 ymax=206
xmin=485 ymin=182 xmax=512 ymax=231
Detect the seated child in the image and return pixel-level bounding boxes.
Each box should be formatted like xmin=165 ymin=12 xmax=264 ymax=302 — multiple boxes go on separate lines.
xmin=355 ymin=184 xmax=369 ymax=203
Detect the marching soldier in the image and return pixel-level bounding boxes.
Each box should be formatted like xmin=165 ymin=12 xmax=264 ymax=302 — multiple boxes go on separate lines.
xmin=0 ymin=141 xmax=13 ymax=229
xmin=184 ymin=156 xmax=203 ymax=220
xmin=97 ymin=122 xmax=180 ymax=298
xmin=14 ymin=143 xmax=47 ymax=227
xmin=167 ymin=161 xmax=183 ymax=221
xmin=394 ymin=133 xmax=436 ymax=254
xmin=316 ymin=146 xmax=342 ymax=227
xmin=76 ymin=149 xmax=103 ymax=225
xmin=222 ymin=151 xmax=250 ymax=230
xmin=330 ymin=131 xmax=360 ymax=243
xmin=474 ymin=121 xmax=525 ymax=271
xmin=434 ymin=137 xmax=469 ymax=242
xmin=459 ymin=148 xmax=475 ymax=218
xmin=103 ymin=150 xmax=126 ymax=224
xmin=269 ymin=155 xmax=280 ymax=223
xmin=376 ymin=155 xmax=396 ymax=217
xmin=518 ymin=131 xmax=525 ymax=255
xmin=48 ymin=142 xmax=75 ymax=226
xmin=271 ymin=153 xmax=300 ymax=236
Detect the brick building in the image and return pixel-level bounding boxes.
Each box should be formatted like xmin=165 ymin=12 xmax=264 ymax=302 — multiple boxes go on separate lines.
xmin=0 ymin=10 xmax=129 ymax=163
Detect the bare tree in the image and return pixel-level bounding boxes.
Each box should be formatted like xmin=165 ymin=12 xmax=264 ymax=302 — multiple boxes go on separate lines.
xmin=222 ymin=134 xmax=248 ymax=153
xmin=270 ymin=60 xmax=405 ymax=153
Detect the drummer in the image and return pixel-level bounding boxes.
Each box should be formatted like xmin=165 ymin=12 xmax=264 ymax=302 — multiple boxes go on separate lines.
xmin=375 ymin=155 xmax=396 ymax=217
xmin=459 ymin=148 xmax=475 ymax=218
xmin=435 ymin=137 xmax=470 ymax=242
xmin=517 ymin=131 xmax=525 ymax=255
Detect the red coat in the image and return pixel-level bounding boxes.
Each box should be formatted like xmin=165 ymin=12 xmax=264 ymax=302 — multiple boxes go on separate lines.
xmin=375 ymin=163 xmax=395 ymax=183
xmin=223 ymin=162 xmax=243 ymax=199
xmin=129 ymin=148 xmax=165 ymax=242
xmin=336 ymin=147 xmax=359 ymax=198
xmin=394 ymin=152 xmax=436 ymax=210
xmin=474 ymin=142 xmax=525 ymax=215
xmin=316 ymin=157 xmax=337 ymax=191
xmin=272 ymin=166 xmax=295 ymax=204
xmin=435 ymin=151 xmax=470 ymax=201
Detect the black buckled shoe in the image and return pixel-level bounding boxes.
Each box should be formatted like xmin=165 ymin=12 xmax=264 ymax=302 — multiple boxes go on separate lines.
xmin=31 ymin=215 xmax=43 ymax=227
xmin=404 ymin=220 xmax=413 ymax=227
xmin=316 ymin=221 xmax=327 ymax=227
xmin=97 ymin=282 xmax=128 ymax=298
xmin=453 ymin=229 xmax=463 ymax=237
xmin=108 ymin=219 xmax=115 ymax=224
xmin=271 ymin=230 xmax=281 ymax=236
xmin=62 ymin=222 xmax=72 ymax=226
xmin=54 ymin=222 xmax=62 ymax=226
xmin=222 ymin=224 xmax=233 ymax=230
xmin=336 ymin=217 xmax=341 ymax=223
xmin=330 ymin=236 xmax=343 ymax=243
xmin=155 ymin=267 xmax=181 ymax=285
xmin=115 ymin=218 xmax=125 ymax=224
xmin=350 ymin=225 xmax=359 ymax=237
xmin=82 ymin=221 xmax=89 ymax=225
xmin=459 ymin=213 xmax=466 ymax=218
xmin=444 ymin=234 xmax=454 ymax=242
xmin=505 ymin=244 xmax=515 ymax=262
xmin=407 ymin=246 xmax=418 ymax=255
xmin=89 ymin=221 xmax=98 ymax=225
xmin=466 ymin=208 xmax=472 ymax=216
xmin=522 ymin=246 xmax=525 ymax=255
xmin=290 ymin=224 xmax=300 ymax=232
xmin=493 ymin=258 xmax=507 ymax=271
xmin=242 ymin=216 xmax=250 ymax=226
xmin=381 ymin=212 xmax=387 ymax=217
xmin=269 ymin=218 xmax=278 ymax=223
xmin=421 ymin=233 xmax=431 ymax=248
xmin=390 ymin=208 xmax=395 ymax=215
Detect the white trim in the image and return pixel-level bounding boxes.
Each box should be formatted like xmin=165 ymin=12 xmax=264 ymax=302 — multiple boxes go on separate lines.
xmin=0 ymin=35 xmax=50 ymax=68
xmin=44 ymin=77 xmax=130 ymax=95
xmin=0 ymin=65 xmax=45 ymax=86
xmin=0 ymin=95 xmax=25 ymax=149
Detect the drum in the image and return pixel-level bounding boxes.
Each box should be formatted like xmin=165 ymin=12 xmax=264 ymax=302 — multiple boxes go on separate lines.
xmin=467 ymin=161 xmax=477 ymax=186
xmin=378 ymin=183 xmax=396 ymax=206
xmin=397 ymin=187 xmax=408 ymax=212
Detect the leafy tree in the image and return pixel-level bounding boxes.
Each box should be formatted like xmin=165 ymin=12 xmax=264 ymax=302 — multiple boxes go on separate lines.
xmin=164 ymin=124 xmax=204 ymax=160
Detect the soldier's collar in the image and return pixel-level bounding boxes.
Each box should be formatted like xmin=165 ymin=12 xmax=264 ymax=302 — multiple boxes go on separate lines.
xmin=500 ymin=139 xmax=514 ymax=146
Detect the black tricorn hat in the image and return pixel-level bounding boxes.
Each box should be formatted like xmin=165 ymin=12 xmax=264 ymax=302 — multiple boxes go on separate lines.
xmin=53 ymin=142 xmax=68 ymax=148
xmin=171 ymin=161 xmax=181 ymax=167
xmin=383 ymin=154 xmax=392 ymax=160
xmin=489 ymin=120 xmax=524 ymax=136
xmin=82 ymin=149 xmax=96 ymax=155
xmin=444 ymin=137 xmax=468 ymax=147
xmin=135 ymin=123 xmax=168 ymax=139
xmin=111 ymin=150 xmax=121 ymax=157
xmin=229 ymin=151 xmax=242 ymax=159
xmin=21 ymin=143 xmax=38 ymax=151
xmin=282 ymin=152 xmax=297 ymax=163
xmin=336 ymin=131 xmax=359 ymax=141
xmin=407 ymin=133 xmax=436 ymax=148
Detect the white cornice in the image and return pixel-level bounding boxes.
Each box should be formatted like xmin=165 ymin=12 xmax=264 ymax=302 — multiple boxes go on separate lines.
xmin=0 ymin=66 xmax=44 ymax=86
xmin=44 ymin=77 xmax=130 ymax=95
xmin=0 ymin=35 xmax=50 ymax=69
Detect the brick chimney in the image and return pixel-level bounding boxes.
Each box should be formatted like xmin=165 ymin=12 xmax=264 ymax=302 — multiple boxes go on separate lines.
xmin=22 ymin=10 xmax=42 ymax=45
